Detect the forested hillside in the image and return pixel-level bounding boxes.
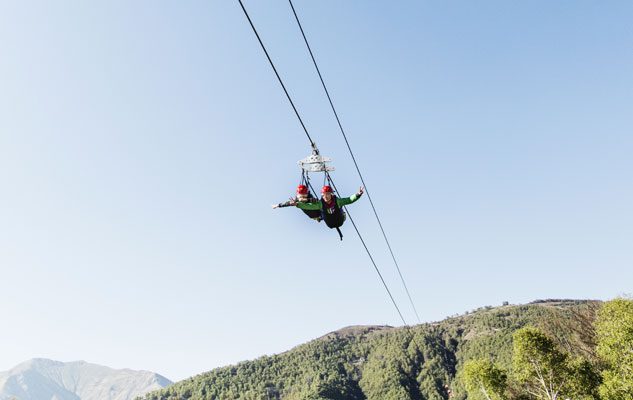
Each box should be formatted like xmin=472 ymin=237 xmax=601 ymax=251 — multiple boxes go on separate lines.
xmin=143 ymin=299 xmax=608 ymax=399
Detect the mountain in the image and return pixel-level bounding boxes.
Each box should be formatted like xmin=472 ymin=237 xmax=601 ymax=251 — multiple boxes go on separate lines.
xmin=142 ymin=299 xmax=599 ymax=400
xmin=0 ymin=358 xmax=172 ymax=400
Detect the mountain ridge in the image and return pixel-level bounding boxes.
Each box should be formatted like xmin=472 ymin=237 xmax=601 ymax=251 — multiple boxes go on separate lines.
xmin=144 ymin=299 xmax=599 ymax=400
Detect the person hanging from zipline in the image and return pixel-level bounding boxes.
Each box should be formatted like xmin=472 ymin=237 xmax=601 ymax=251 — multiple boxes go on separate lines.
xmin=272 ymin=184 xmax=322 ymax=222
xmin=293 ymin=185 xmax=364 ymax=240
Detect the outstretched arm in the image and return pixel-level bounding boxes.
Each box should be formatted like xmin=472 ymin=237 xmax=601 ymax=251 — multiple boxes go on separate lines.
xmin=337 ymin=186 xmax=364 ymax=207
xmin=272 ymin=198 xmax=297 ymax=209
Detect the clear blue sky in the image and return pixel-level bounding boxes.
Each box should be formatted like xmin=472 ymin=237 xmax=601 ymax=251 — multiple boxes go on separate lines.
xmin=1 ymin=0 xmax=631 ymax=382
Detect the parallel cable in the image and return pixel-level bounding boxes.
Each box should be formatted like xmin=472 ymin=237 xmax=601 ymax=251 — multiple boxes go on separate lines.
xmin=238 ymin=0 xmax=407 ymax=326
xmin=288 ymin=0 xmax=422 ymax=323
xmin=237 ymin=0 xmax=315 ymax=147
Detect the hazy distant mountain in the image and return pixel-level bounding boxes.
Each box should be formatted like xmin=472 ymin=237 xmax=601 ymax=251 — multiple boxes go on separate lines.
xmin=0 ymin=358 xmax=171 ymax=400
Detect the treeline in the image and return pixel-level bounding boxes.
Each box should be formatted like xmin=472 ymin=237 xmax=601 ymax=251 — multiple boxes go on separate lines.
xmin=141 ymin=299 xmax=632 ymax=400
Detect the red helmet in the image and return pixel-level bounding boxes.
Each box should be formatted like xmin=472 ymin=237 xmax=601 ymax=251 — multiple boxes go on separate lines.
xmin=296 ymin=185 xmax=309 ymax=195
xmin=321 ymin=185 xmax=333 ymax=194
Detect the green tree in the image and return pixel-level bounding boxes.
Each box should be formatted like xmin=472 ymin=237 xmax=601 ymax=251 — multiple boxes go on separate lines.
xmin=358 ymin=347 xmax=414 ymax=400
xmin=595 ymin=298 xmax=633 ymax=400
xmin=462 ymin=359 xmax=507 ymax=400
xmin=565 ymin=356 xmax=601 ymax=400
xmin=512 ymin=327 xmax=571 ymax=400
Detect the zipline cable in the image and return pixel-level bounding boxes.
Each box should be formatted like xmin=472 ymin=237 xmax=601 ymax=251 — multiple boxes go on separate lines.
xmin=237 ymin=0 xmax=408 ymax=327
xmin=325 ymin=174 xmax=408 ymax=325
xmin=237 ymin=0 xmax=315 ymax=147
xmin=288 ymin=0 xmax=422 ymax=324
xmin=236 ymin=6 xmax=456 ymax=390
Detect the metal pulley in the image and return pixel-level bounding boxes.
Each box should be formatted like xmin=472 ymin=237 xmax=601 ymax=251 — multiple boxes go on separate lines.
xmin=298 ymin=143 xmax=334 ymax=173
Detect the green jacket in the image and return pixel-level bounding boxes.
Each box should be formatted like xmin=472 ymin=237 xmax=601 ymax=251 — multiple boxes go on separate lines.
xmin=295 ymin=193 xmax=362 ymax=210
